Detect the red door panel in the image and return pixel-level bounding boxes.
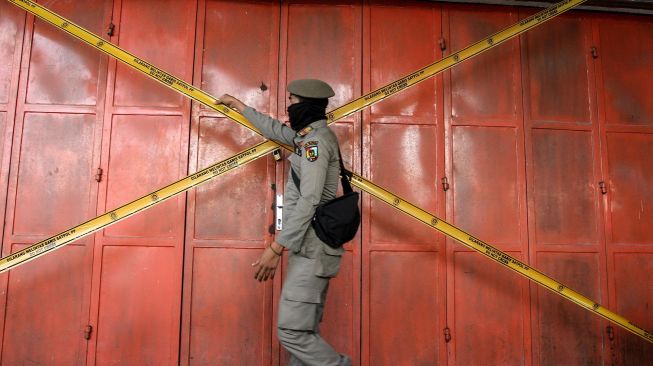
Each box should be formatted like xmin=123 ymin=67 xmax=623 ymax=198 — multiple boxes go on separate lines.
xmin=531 ymin=130 xmax=598 ymax=245
xmin=285 ymin=2 xmax=360 ymax=107
xmin=103 ymin=115 xmax=184 ymax=239
xmin=2 ymin=244 xmax=90 ymax=366
xmin=95 ymin=246 xmax=179 ymax=366
xmin=606 ymin=133 xmax=653 ymax=244
xmin=369 ymin=124 xmax=438 ymax=244
xmin=194 ymin=118 xmax=270 ymax=241
xmin=113 ymin=0 xmax=196 ymax=108
xmin=452 ymin=126 xmax=521 ymax=244
xmin=612 ymin=253 xmax=653 ymax=362
xmin=0 ymin=2 xmax=23 ymax=104
xmin=25 ymin=0 xmax=107 ymax=106
xmin=13 ymin=113 xmax=96 ymax=236
xmin=598 ymin=17 xmax=653 ymax=126
xmin=201 ymin=0 xmax=279 ymax=114
xmin=189 ymin=248 xmax=269 ymax=365
xmin=522 ymin=14 xmax=592 ymax=124
xmin=369 ymin=2 xmax=439 ymax=119
xmin=448 ymin=6 xmax=520 ymax=125
xmin=369 ymin=252 xmax=440 ymax=365
xmin=453 ymin=252 xmax=527 ymax=365
xmin=534 ymin=253 xmax=604 ymax=365
xmin=333 ymin=124 xmax=355 ymax=170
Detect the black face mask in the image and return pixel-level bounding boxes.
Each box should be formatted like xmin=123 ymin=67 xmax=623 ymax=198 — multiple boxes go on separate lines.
xmin=287 ymin=98 xmax=328 ymax=131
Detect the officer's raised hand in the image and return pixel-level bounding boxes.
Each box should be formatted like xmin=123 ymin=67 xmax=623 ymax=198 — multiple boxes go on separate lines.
xmin=251 ymin=242 xmax=283 ymax=282
xmin=215 ymin=94 xmax=246 ymax=112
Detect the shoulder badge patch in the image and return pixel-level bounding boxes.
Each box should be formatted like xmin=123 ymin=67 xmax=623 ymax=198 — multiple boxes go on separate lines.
xmin=304 ymin=141 xmax=319 ymax=162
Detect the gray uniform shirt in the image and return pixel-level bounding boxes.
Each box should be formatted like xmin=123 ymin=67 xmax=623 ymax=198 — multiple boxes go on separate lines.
xmin=242 ymin=106 xmax=340 ymax=252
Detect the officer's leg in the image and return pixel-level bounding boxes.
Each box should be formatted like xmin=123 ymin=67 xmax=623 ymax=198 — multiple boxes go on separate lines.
xmin=278 ymin=328 xmax=345 ymax=366
xmin=278 ymin=253 xmax=343 ymax=365
xmin=286 ymin=282 xmax=329 ymax=366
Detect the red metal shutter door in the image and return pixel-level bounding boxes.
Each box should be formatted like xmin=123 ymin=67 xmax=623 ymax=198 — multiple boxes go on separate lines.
xmin=444 ymin=5 xmax=530 ymax=365
xmin=90 ymin=0 xmax=194 ymax=364
xmin=181 ymin=1 xmax=280 ymax=365
xmin=521 ymin=12 xmax=608 ymax=364
xmin=597 ymin=15 xmax=653 ymax=363
xmin=0 ymin=0 xmax=111 ymax=364
xmin=364 ymin=2 xmax=444 ymax=365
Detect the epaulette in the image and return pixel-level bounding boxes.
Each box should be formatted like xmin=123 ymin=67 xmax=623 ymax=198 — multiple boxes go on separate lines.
xmin=296 ymin=126 xmax=313 ymax=137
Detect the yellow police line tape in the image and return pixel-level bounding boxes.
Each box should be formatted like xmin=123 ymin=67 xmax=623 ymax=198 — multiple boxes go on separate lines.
xmin=5 ymin=0 xmax=652 ymax=344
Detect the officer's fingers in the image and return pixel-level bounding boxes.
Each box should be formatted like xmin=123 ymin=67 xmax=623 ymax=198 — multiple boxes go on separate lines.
xmin=215 ymin=94 xmax=231 ymax=106
xmin=254 ymin=265 xmax=264 ymax=280
xmin=264 ymin=267 xmax=274 ymax=281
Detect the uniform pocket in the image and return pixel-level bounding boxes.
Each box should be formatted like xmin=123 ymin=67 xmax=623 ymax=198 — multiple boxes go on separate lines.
xmin=284 ymin=285 xmax=322 ymax=303
xmin=278 ymin=285 xmax=322 ymax=331
xmin=314 ymin=244 xmax=344 ymax=278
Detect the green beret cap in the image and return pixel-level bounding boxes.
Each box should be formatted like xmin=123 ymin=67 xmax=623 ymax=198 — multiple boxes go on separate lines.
xmin=287 ymin=79 xmax=335 ymax=99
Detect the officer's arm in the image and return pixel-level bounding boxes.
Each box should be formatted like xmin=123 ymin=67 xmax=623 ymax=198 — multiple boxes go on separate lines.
xmin=241 ymin=107 xmax=295 ymax=146
xmin=276 ymin=140 xmax=329 ymax=252
xmin=215 ymin=94 xmax=295 ymax=145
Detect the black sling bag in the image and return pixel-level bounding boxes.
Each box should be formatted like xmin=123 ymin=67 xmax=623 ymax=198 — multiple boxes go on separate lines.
xmin=291 ymin=149 xmax=360 ymax=248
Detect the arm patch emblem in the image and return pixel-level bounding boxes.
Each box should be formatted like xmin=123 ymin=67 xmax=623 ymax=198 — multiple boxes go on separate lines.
xmin=304 ymin=141 xmax=319 ymax=162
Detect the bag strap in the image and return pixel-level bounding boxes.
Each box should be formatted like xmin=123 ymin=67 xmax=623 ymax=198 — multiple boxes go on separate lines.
xmin=337 ymin=149 xmax=354 ymax=194
xmin=290 ymin=147 xmax=353 ymax=194
xmin=291 ymin=166 xmax=301 ymax=191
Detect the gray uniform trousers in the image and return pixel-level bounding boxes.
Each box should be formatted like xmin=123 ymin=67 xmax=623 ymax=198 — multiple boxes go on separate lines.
xmin=277 ymin=229 xmax=351 ymax=366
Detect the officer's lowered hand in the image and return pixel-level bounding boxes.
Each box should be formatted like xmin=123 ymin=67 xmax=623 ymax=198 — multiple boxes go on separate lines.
xmin=252 ymin=244 xmax=282 ymax=282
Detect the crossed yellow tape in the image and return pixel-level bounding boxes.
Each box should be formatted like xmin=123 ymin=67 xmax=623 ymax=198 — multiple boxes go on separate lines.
xmin=5 ymin=0 xmax=652 ymax=344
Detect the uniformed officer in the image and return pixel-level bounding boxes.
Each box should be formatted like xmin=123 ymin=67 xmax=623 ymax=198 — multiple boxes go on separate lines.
xmin=216 ymin=79 xmax=351 ymax=366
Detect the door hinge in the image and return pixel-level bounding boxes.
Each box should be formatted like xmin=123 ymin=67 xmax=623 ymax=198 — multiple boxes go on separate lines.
xmin=441 ymin=177 xmax=450 ymax=192
xmin=95 ymin=168 xmax=103 ymax=182
xmin=591 ymin=46 xmax=598 ymax=59
xmin=107 ymin=22 xmax=115 ymax=37
xmin=599 ymin=181 xmax=607 ymax=195
xmin=443 ymin=327 xmax=451 ymax=343
xmin=84 ymin=325 xmax=93 ymax=340
xmin=439 ymin=37 xmax=447 ymax=51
